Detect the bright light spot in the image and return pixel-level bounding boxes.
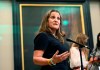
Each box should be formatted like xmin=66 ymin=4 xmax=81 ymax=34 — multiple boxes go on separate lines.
xmin=62 ymin=20 xmax=69 ymax=26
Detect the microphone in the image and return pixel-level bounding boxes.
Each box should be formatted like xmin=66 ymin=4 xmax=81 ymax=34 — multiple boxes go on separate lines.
xmin=66 ymin=38 xmax=90 ymax=49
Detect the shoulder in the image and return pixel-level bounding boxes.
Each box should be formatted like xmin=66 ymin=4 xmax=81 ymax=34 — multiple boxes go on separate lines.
xmin=34 ymin=32 xmax=48 ymax=40
xmin=70 ymin=46 xmax=78 ymax=51
xmin=37 ymin=32 xmax=48 ymax=36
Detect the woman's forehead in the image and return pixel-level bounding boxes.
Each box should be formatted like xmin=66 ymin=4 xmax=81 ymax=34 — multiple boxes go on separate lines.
xmin=50 ymin=12 xmax=60 ymax=16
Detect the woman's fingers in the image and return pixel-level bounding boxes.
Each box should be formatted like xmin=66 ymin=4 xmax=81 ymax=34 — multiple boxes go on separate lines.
xmin=52 ymin=51 xmax=70 ymax=64
xmin=53 ymin=50 xmax=59 ymax=57
xmin=61 ymin=52 xmax=70 ymax=60
xmin=58 ymin=51 xmax=69 ymax=57
xmin=59 ymin=51 xmax=70 ymax=61
xmin=94 ymin=56 xmax=98 ymax=61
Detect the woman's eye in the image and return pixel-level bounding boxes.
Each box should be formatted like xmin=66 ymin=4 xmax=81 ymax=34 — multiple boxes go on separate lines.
xmin=57 ymin=17 xmax=60 ymax=20
xmin=50 ymin=16 xmax=60 ymax=20
xmin=50 ymin=16 xmax=55 ymax=19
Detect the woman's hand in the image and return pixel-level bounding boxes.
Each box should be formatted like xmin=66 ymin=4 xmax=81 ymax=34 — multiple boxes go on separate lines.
xmin=89 ymin=56 xmax=99 ymax=64
xmin=51 ymin=50 xmax=70 ymax=64
xmin=89 ymin=57 xmax=93 ymax=63
xmin=94 ymin=56 xmax=98 ymax=61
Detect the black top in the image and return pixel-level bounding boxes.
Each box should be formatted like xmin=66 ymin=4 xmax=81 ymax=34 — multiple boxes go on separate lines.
xmin=34 ymin=32 xmax=70 ymax=70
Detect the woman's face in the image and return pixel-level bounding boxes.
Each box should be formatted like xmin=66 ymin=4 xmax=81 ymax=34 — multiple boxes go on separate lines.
xmin=48 ymin=12 xmax=61 ymax=31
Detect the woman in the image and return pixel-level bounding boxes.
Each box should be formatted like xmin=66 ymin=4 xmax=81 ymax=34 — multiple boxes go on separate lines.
xmin=33 ymin=9 xmax=70 ymax=70
xmin=70 ymin=33 xmax=89 ymax=70
xmin=89 ymin=32 xmax=100 ymax=70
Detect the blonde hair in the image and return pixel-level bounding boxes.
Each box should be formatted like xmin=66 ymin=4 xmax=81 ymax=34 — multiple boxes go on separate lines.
xmin=73 ymin=33 xmax=88 ymax=46
xmin=38 ymin=9 xmax=64 ymax=44
xmin=72 ymin=33 xmax=89 ymax=59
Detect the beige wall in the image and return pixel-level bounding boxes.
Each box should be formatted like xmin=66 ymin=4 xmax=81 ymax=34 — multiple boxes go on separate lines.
xmin=0 ymin=1 xmax=14 ymax=70
xmin=90 ymin=1 xmax=100 ymax=47
xmin=0 ymin=1 xmax=100 ymax=70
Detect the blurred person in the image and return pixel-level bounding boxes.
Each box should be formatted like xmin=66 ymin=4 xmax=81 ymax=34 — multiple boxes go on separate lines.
xmin=89 ymin=32 xmax=100 ymax=70
xmin=70 ymin=33 xmax=89 ymax=70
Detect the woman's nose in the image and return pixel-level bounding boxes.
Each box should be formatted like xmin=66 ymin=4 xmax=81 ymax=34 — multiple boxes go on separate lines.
xmin=54 ymin=18 xmax=58 ymax=21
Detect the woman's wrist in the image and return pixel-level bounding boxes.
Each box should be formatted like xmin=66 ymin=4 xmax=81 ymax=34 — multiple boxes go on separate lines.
xmin=48 ymin=58 xmax=56 ymax=66
xmin=50 ymin=58 xmax=56 ymax=65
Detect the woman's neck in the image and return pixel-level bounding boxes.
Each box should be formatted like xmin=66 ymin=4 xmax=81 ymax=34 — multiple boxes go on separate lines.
xmin=51 ymin=30 xmax=56 ymax=36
